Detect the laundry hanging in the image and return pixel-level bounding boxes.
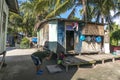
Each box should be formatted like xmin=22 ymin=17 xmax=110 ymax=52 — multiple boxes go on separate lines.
xmin=72 ymin=22 xmax=78 ymax=31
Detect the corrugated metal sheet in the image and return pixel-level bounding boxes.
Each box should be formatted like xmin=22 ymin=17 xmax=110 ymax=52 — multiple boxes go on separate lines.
xmin=6 ymin=0 xmax=19 ymax=13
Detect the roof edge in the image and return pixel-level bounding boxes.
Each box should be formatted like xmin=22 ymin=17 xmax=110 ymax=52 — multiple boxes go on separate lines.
xmin=35 ymin=18 xmax=106 ymax=30
xmin=6 ymin=0 xmax=19 ymax=13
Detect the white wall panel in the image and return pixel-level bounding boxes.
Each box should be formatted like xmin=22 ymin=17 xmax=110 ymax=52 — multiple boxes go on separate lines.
xmin=49 ymin=24 xmax=57 ymax=41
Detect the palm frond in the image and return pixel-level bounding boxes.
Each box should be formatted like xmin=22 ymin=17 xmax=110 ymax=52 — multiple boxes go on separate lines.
xmin=55 ymin=0 xmax=61 ymax=8
xmin=46 ymin=0 xmax=74 ymax=18
xmin=67 ymin=5 xmax=77 ymax=19
xmin=112 ymin=11 xmax=120 ymax=19
xmin=34 ymin=0 xmax=53 ymax=14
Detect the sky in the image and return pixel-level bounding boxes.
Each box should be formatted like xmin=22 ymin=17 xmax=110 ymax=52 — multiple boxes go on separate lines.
xmin=61 ymin=5 xmax=120 ymax=25
xmin=18 ymin=0 xmax=26 ymax=2
xmin=114 ymin=18 xmax=120 ymax=25
xmin=60 ymin=5 xmax=83 ymax=19
xmin=18 ymin=0 xmax=26 ymax=5
xmin=111 ymin=11 xmax=120 ymax=25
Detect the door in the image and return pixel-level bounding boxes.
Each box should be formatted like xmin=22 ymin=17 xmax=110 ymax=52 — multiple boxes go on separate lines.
xmin=66 ymin=31 xmax=74 ymax=51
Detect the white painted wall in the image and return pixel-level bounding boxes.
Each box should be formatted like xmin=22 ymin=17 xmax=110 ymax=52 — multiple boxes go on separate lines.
xmin=40 ymin=28 xmax=44 ymax=45
xmin=49 ymin=24 xmax=57 ymax=41
xmin=48 ymin=22 xmax=58 ymax=53
xmin=104 ymin=43 xmax=110 ymax=54
xmin=104 ymin=31 xmax=110 ymax=54
xmin=0 ymin=0 xmax=9 ymax=53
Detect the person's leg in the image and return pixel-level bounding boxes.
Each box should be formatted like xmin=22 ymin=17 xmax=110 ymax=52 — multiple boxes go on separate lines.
xmin=36 ymin=64 xmax=41 ymax=72
xmin=31 ymin=55 xmax=42 ymax=73
xmin=35 ymin=58 xmax=43 ymax=75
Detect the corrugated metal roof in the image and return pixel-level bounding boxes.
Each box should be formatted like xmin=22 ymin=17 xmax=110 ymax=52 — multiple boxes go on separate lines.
xmin=6 ymin=0 xmax=19 ymax=13
xmin=34 ymin=18 xmax=105 ymax=30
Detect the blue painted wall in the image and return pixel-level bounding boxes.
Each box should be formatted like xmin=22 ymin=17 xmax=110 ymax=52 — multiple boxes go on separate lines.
xmin=57 ymin=21 xmax=65 ymax=53
xmin=74 ymin=22 xmax=85 ymax=54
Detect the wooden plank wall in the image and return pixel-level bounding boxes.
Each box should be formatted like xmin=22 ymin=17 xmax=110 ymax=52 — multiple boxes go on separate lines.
xmin=82 ymin=24 xmax=104 ymax=36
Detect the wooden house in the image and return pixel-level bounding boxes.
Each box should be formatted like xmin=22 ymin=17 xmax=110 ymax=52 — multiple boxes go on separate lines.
xmin=35 ymin=18 xmax=104 ymax=54
xmin=0 ymin=0 xmax=18 ymax=54
xmin=0 ymin=0 xmax=19 ymax=69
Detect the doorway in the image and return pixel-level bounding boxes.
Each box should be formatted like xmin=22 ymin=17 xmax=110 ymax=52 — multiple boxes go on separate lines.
xmin=66 ymin=31 xmax=74 ymax=51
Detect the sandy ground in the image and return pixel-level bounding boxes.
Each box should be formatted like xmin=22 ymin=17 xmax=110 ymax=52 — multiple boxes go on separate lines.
xmin=0 ymin=47 xmax=120 ymax=80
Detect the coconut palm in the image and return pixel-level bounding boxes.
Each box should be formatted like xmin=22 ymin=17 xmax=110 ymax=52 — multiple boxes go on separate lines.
xmin=34 ymin=0 xmax=75 ymax=19
xmin=92 ymin=0 xmax=115 ymax=23
xmin=9 ymin=12 xmax=23 ymax=33
xmin=20 ymin=1 xmax=36 ymax=36
xmin=9 ymin=0 xmax=118 ymax=35
xmin=112 ymin=0 xmax=120 ymax=22
xmin=79 ymin=1 xmax=95 ymax=22
xmin=70 ymin=0 xmax=115 ymax=23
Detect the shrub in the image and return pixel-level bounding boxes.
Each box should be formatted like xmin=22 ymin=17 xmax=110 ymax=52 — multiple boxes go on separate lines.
xmin=20 ymin=37 xmax=30 ymax=49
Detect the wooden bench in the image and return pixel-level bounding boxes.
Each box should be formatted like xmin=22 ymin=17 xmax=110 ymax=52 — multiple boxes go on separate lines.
xmin=84 ymin=54 xmax=115 ymax=64
xmin=62 ymin=56 xmax=96 ymax=72
xmin=62 ymin=54 xmax=120 ymax=72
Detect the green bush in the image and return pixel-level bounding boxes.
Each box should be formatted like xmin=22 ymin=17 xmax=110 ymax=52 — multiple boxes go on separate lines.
xmin=20 ymin=37 xmax=30 ymax=49
xmin=110 ymin=29 xmax=120 ymax=46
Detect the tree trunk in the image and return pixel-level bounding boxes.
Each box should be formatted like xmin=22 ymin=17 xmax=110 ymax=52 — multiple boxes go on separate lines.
xmin=67 ymin=5 xmax=76 ymax=19
xmin=101 ymin=15 xmax=104 ymax=23
xmin=82 ymin=0 xmax=87 ymax=22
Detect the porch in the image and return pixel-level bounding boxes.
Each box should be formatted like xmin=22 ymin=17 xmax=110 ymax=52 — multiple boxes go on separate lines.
xmin=62 ymin=53 xmax=120 ymax=72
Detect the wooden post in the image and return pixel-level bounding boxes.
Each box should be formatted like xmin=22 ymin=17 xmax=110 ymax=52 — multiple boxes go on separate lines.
xmin=66 ymin=65 xmax=68 ymax=72
xmin=77 ymin=65 xmax=79 ymax=69
xmin=0 ymin=51 xmax=6 ymax=70
xmin=102 ymin=60 xmax=104 ymax=64
xmin=112 ymin=58 xmax=115 ymax=63
xmin=92 ymin=63 xmax=95 ymax=68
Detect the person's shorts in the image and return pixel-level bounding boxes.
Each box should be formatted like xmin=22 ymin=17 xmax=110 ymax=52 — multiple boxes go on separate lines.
xmin=31 ymin=55 xmax=42 ymax=66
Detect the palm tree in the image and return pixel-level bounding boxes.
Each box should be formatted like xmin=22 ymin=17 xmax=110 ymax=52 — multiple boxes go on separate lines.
xmin=34 ymin=0 xmax=75 ymax=20
xmin=112 ymin=0 xmax=120 ymax=24
xmin=81 ymin=0 xmax=87 ymax=21
xmin=9 ymin=12 xmax=23 ymax=33
xmin=92 ymin=0 xmax=115 ymax=23
xmin=20 ymin=1 xmax=36 ymax=36
xmin=9 ymin=0 xmax=36 ymax=37
xmin=68 ymin=0 xmax=115 ymax=23
xmin=79 ymin=0 xmax=96 ymax=22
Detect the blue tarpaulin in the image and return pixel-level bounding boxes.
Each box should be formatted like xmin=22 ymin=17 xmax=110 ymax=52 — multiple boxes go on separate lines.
xmin=32 ymin=37 xmax=37 ymax=43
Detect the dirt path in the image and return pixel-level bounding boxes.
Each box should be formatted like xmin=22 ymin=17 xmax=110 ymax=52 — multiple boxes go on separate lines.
xmin=0 ymin=47 xmax=120 ymax=80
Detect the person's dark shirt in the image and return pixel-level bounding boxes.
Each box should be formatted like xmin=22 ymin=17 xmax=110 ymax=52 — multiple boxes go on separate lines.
xmin=32 ymin=51 xmax=49 ymax=60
